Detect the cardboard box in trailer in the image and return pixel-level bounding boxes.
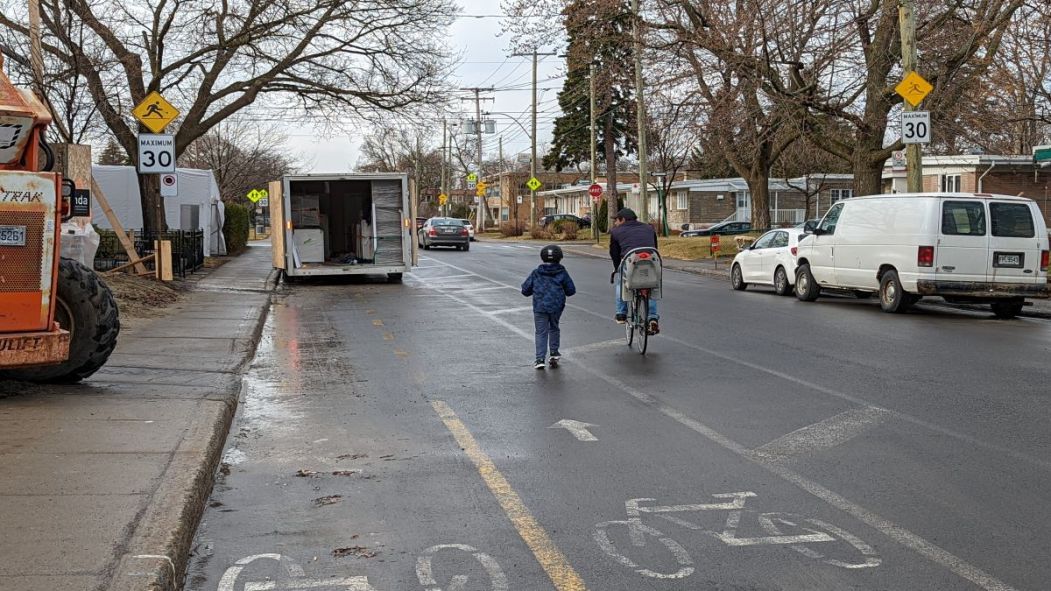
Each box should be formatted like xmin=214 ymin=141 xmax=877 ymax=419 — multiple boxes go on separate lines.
xmin=269 ymin=173 xmax=417 ymax=282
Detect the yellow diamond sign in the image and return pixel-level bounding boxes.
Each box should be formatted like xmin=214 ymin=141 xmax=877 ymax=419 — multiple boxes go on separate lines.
xmin=247 ymin=188 xmax=268 ymax=203
xmin=526 ymin=176 xmax=542 ymax=192
xmin=467 ymin=173 xmax=478 ymax=182
xmin=438 ymin=193 xmax=448 ymax=205
xmin=895 ymin=71 xmax=933 ymax=107
xmin=132 ymin=91 xmax=180 ymax=133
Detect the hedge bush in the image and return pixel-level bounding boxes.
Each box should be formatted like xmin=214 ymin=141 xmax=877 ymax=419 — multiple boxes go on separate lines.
xmin=500 ymin=221 xmax=524 ymax=237
xmin=223 ymin=202 xmax=250 ymax=255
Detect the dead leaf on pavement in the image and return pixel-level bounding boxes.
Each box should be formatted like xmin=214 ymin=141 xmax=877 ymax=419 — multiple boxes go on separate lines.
xmin=296 ymin=469 xmax=319 ymax=478
xmin=331 ymin=470 xmax=359 ymax=476
xmin=332 ymin=546 xmax=376 ymax=559
xmin=336 ymin=453 xmax=368 ymax=460
xmin=312 ymin=495 xmax=343 ymax=507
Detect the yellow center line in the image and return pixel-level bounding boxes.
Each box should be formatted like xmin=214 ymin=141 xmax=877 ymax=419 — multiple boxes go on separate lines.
xmin=431 ymin=400 xmax=588 ymax=591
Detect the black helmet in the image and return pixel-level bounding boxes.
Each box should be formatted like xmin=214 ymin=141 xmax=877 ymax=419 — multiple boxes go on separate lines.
xmin=541 ymin=244 xmax=564 ymax=263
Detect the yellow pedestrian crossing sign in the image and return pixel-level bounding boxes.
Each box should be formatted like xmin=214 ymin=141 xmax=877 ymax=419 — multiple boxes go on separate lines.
xmin=526 ymin=176 xmax=542 ymax=192
xmin=438 ymin=193 xmax=448 ymax=205
xmin=247 ymin=188 xmax=268 ymax=203
xmin=132 ymin=91 xmax=180 ymax=133
xmin=895 ymin=72 xmax=933 ymax=107
xmin=467 ymin=173 xmax=478 ymax=183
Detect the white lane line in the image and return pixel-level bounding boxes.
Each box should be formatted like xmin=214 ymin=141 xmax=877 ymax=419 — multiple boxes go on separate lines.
xmin=516 ymin=245 xmax=535 ymax=250
xmin=562 ymin=339 xmax=623 ymax=355
xmin=488 ymin=306 xmax=534 ymax=316
xmin=748 ymin=407 xmax=893 ymax=465
xmin=423 ymin=256 xmax=1020 ymax=591
xmin=452 ymin=285 xmax=511 ymax=294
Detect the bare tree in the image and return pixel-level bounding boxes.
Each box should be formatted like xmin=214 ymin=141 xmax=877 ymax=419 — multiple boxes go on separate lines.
xmin=0 ymin=0 xmax=455 ymax=232
xmin=178 ymin=121 xmax=300 ymax=207
xmin=646 ymin=94 xmax=699 ymax=234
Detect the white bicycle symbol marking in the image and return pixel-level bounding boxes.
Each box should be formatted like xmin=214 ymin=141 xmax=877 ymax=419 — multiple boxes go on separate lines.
xmin=416 ymin=544 xmax=508 ymax=591
xmin=593 ymin=492 xmax=881 ymax=579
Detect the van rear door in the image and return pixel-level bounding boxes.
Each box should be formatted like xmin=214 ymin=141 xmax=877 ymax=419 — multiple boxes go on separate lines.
xmin=988 ymin=200 xmax=1041 ymax=284
xmin=937 ymin=199 xmax=989 ymax=284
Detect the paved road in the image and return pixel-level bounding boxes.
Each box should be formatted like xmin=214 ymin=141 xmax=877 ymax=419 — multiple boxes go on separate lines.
xmin=186 ymin=242 xmax=1051 ymax=591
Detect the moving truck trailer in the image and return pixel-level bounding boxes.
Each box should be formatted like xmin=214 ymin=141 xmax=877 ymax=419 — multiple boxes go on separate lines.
xmin=269 ymin=173 xmax=416 ymax=282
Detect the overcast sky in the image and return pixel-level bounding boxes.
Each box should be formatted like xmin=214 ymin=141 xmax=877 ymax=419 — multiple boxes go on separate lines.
xmin=282 ymin=0 xmax=566 ymax=174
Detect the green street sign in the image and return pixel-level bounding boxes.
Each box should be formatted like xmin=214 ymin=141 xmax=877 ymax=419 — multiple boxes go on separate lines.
xmin=526 ymin=176 xmax=542 ymax=192
xmin=1033 ymin=145 xmax=1051 ymax=163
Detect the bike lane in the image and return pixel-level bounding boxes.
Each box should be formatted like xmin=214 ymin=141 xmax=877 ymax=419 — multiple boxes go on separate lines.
xmin=403 ymin=253 xmax=1025 ymax=591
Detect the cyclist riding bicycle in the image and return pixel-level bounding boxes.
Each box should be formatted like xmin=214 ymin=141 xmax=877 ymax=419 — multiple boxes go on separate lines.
xmin=610 ymin=208 xmax=659 ymax=334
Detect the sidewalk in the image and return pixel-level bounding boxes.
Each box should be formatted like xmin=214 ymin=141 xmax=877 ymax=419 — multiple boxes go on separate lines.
xmin=0 ymin=242 xmax=276 ymax=591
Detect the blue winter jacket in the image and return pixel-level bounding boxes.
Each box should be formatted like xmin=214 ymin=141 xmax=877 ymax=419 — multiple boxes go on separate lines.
xmin=521 ymin=263 xmax=577 ymax=314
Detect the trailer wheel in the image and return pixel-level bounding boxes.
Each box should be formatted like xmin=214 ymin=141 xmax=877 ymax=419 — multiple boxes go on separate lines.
xmin=1 ymin=258 xmax=120 ymax=383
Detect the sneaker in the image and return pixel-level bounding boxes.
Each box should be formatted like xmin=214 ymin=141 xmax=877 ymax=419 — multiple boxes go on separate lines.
xmin=548 ymin=353 xmax=560 ymax=367
xmin=615 ymin=314 xmax=627 ymax=324
xmin=648 ymin=319 xmax=660 ymax=335
xmin=534 ymin=359 xmax=546 ymax=369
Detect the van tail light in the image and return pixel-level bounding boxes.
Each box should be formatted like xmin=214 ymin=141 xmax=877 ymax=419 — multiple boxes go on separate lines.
xmin=918 ymin=245 xmax=935 ymax=267
xmin=790 ymin=246 xmax=797 ymax=256
xmin=1041 ymin=250 xmax=1049 ymax=271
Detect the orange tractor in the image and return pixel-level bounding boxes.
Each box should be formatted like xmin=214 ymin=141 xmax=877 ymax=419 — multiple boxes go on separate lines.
xmin=0 ymin=56 xmax=119 ymax=382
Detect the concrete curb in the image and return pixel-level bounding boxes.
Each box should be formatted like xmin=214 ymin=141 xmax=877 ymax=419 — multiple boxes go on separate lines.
xmin=107 ymin=287 xmax=274 ymax=591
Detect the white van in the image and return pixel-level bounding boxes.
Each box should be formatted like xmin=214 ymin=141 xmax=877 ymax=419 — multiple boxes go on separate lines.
xmin=795 ymin=193 xmax=1049 ymax=318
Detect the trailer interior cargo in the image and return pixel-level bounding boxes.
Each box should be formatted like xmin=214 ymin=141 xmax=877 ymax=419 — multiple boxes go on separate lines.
xmin=272 ymin=175 xmax=413 ymax=282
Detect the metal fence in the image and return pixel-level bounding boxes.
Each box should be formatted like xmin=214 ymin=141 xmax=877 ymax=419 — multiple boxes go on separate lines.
xmin=94 ymin=229 xmax=205 ymax=278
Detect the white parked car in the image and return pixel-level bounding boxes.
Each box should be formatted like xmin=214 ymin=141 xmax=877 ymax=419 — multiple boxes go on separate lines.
xmin=795 ymin=193 xmax=1050 ymax=318
xmin=459 ymin=218 xmax=476 ymax=240
xmin=730 ymin=228 xmax=806 ymax=295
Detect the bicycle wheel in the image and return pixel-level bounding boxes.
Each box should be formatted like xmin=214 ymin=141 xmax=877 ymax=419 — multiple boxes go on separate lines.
xmin=592 ymin=520 xmax=694 ymax=580
xmin=757 ymin=512 xmax=880 ymax=569
xmin=634 ymin=293 xmax=649 ymax=354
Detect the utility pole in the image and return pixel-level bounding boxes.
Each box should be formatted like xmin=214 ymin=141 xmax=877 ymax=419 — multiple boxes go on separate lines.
xmin=441 ymin=119 xmax=447 ymax=217
xmin=631 ymin=0 xmax=649 ymax=221
xmin=461 ymin=88 xmax=494 ymax=232
xmin=899 ymin=0 xmax=922 ymax=192
xmin=513 ymin=49 xmax=557 ymax=227
xmin=414 ymin=134 xmax=421 ymax=215
xmin=27 ymin=0 xmax=44 ymax=95
xmin=590 ymin=63 xmax=599 ymax=242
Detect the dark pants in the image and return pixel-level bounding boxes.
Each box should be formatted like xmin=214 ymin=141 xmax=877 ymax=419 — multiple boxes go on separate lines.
xmin=533 ymin=311 xmax=562 ymax=360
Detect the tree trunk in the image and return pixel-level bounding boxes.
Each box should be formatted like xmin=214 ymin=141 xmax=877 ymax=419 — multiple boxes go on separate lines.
xmin=850 ymin=134 xmax=888 ymax=196
xmin=605 ymin=113 xmax=617 ymax=233
xmin=746 ymin=168 xmax=771 ymax=230
xmin=138 ymin=173 xmax=167 ymax=233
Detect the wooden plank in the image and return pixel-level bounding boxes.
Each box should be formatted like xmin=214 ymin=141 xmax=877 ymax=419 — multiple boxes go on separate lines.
xmin=159 ymin=240 xmax=173 ymax=281
xmin=91 ymin=178 xmax=147 ymax=274
xmin=104 ymin=253 xmax=155 ymax=275
xmin=269 ymin=179 xmax=286 ymax=269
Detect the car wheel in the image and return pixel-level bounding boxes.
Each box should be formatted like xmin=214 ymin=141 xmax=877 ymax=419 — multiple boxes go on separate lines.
xmin=991 ymin=299 xmax=1023 ymax=319
xmin=773 ymin=266 xmax=791 ymax=296
xmin=731 ymin=264 xmax=748 ymax=291
xmin=795 ymin=264 xmax=820 ymax=301
xmin=879 ymin=270 xmax=915 ymax=313
xmin=463 ymin=242 xmax=470 ymax=252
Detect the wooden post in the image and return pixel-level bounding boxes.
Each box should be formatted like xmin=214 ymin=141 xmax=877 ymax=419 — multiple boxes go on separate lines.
xmin=91 ymin=178 xmax=147 ymax=274
xmin=157 ymin=240 xmax=173 ymax=281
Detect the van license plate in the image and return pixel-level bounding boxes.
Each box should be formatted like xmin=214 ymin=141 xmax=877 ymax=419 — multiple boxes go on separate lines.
xmin=0 ymin=225 xmax=26 ymax=246
xmin=994 ymin=252 xmax=1023 ymax=268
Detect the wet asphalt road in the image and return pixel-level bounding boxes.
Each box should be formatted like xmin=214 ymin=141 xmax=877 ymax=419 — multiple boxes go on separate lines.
xmin=185 ymin=242 xmax=1051 ymax=591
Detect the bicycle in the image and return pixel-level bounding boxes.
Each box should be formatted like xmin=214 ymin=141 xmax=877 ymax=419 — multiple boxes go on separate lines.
xmin=619 ymin=248 xmax=663 ymax=355
xmin=593 ymin=491 xmax=880 ymax=580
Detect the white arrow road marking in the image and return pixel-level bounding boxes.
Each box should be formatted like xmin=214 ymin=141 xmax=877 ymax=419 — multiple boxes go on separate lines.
xmin=550 ymin=419 xmax=598 ymax=442
xmin=245 ymin=578 xmax=378 ymax=591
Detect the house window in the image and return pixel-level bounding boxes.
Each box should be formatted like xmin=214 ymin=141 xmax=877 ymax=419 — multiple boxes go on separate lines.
xmin=941 ymin=174 xmax=961 ymax=192
xmin=829 ymin=188 xmax=853 ymax=204
xmin=676 ymin=190 xmax=688 ymax=211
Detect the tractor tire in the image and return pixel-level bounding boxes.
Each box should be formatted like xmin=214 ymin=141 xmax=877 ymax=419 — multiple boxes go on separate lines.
xmin=2 ymin=258 xmax=120 ymax=383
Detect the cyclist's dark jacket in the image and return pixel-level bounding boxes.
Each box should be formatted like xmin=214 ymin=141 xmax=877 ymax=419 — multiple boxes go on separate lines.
xmin=521 ymin=263 xmax=576 ymax=314
xmin=610 ymin=220 xmax=658 ymax=270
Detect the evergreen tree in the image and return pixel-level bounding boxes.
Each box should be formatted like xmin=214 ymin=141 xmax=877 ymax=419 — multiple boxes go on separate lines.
xmin=544 ymin=0 xmax=636 ymax=231
xmin=97 ymin=138 xmax=130 ymax=165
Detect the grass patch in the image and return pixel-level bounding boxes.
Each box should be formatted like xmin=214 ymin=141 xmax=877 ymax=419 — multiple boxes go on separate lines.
xmin=590 ymin=234 xmax=751 ymax=260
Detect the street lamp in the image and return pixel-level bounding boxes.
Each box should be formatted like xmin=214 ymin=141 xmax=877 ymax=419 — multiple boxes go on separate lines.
xmin=651 ymin=172 xmax=669 ymax=237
